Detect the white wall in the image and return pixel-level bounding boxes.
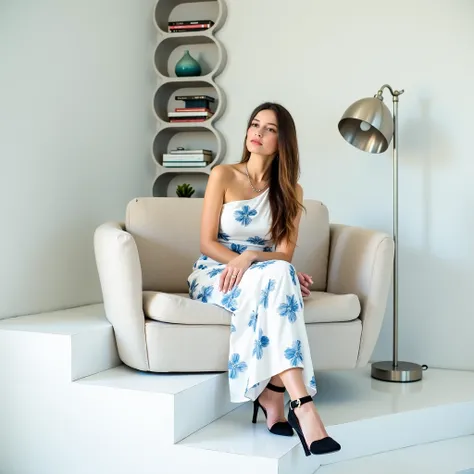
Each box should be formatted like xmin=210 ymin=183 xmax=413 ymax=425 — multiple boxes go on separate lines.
xmin=217 ymin=0 xmax=474 ymax=370
xmin=0 ymin=0 xmax=156 ymax=319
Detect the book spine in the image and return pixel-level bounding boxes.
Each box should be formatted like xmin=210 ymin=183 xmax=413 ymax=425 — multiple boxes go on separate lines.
xmin=163 ymin=154 xmax=211 ymax=161
xmin=169 ymin=23 xmax=213 ymax=29
xmin=169 ymin=25 xmax=212 ymax=32
xmin=175 ymin=95 xmax=215 ymax=102
xmin=168 ymin=113 xmax=213 ymax=119
xmin=170 ymin=149 xmax=213 ymax=155
xmin=169 ymin=118 xmax=207 ymax=122
xmin=175 ymin=107 xmax=210 ymax=113
xmin=168 ymin=20 xmax=214 ymax=26
xmin=163 ymin=162 xmax=208 ymax=168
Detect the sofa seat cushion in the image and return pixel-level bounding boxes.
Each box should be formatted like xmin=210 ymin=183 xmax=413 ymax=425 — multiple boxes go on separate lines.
xmin=143 ymin=291 xmax=232 ymax=325
xmin=303 ymin=292 xmax=360 ymax=323
xmin=143 ymin=290 xmax=360 ymax=325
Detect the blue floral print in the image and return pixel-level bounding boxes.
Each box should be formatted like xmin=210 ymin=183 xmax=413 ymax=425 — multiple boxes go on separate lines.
xmin=284 ymin=340 xmax=303 ymax=367
xmin=222 ymin=286 xmax=241 ymax=312
xmin=248 ymin=310 xmax=258 ymax=332
xmin=197 ymin=285 xmax=213 ymax=303
xmin=228 ymin=353 xmax=248 ymax=379
xmin=188 ymin=279 xmax=198 ymax=298
xmin=218 ymin=232 xmax=230 ymax=241
xmin=252 ymin=261 xmax=276 ymax=270
xmin=208 ymin=267 xmax=224 ymax=278
xmin=234 ymin=205 xmax=257 ymax=227
xmin=278 ymin=295 xmax=300 ymax=323
xmin=259 ymin=279 xmax=276 ymax=309
xmin=252 ymin=328 xmax=270 ymax=360
xmin=247 ymin=236 xmax=266 ymax=245
xmin=289 ymin=265 xmax=297 ymax=285
xmin=231 ymin=243 xmax=248 ymax=254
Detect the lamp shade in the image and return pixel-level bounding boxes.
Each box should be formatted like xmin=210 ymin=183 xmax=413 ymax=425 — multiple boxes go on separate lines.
xmin=338 ymin=97 xmax=393 ymax=154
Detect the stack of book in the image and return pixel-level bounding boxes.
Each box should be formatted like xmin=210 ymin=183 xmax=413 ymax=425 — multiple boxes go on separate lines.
xmin=168 ymin=20 xmax=215 ymax=33
xmin=162 ymin=148 xmax=212 ymax=168
xmin=168 ymin=95 xmax=215 ymax=123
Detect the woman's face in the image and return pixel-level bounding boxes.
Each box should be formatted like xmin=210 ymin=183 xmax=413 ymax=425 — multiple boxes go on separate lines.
xmin=246 ymin=109 xmax=279 ymax=157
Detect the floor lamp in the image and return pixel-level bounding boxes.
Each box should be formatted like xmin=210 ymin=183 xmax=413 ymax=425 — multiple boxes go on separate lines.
xmin=337 ymin=84 xmax=424 ymax=383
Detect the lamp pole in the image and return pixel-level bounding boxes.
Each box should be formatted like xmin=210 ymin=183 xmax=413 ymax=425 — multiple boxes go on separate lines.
xmin=377 ymin=85 xmax=404 ymax=368
xmin=370 ymin=85 xmax=424 ymax=382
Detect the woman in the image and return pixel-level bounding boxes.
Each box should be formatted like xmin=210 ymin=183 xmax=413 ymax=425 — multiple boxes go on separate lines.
xmin=187 ymin=102 xmax=341 ymax=456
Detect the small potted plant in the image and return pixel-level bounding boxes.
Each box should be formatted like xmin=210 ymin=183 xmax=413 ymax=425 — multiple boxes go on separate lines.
xmin=176 ymin=183 xmax=195 ymax=198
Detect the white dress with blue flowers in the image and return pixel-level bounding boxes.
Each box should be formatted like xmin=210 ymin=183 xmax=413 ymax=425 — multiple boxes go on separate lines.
xmin=187 ymin=188 xmax=317 ymax=403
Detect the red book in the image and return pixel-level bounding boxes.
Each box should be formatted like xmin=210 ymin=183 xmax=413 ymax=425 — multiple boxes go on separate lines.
xmin=169 ymin=23 xmax=212 ymax=30
xmin=169 ymin=118 xmax=207 ymax=122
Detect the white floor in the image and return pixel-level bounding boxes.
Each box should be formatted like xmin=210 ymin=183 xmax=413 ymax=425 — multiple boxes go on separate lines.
xmin=318 ymin=435 xmax=474 ymax=474
xmin=0 ymin=304 xmax=474 ymax=474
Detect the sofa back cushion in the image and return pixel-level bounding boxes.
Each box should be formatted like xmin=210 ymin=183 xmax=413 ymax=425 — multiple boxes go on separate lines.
xmin=125 ymin=197 xmax=330 ymax=293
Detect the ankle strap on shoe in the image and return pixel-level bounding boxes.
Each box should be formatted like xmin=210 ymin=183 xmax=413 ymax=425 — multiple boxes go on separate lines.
xmin=289 ymin=395 xmax=313 ymax=410
xmin=266 ymin=382 xmax=286 ymax=393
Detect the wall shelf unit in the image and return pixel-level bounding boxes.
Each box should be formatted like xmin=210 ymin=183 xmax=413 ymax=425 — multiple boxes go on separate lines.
xmin=153 ymin=0 xmax=227 ymax=198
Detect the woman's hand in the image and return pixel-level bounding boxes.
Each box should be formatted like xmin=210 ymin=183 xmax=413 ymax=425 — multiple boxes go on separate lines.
xmin=297 ymin=271 xmax=313 ymax=298
xmin=219 ymin=251 xmax=255 ymax=293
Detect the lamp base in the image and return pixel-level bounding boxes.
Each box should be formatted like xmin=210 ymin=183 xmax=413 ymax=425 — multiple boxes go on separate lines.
xmin=371 ymin=361 xmax=423 ymax=383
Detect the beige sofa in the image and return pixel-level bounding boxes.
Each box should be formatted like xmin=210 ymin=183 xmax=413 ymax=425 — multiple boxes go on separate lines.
xmin=94 ymin=197 xmax=394 ymax=373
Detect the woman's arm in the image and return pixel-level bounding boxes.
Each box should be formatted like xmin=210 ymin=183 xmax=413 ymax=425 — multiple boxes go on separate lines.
xmin=200 ymin=165 xmax=240 ymax=264
xmin=244 ymin=184 xmax=304 ymax=264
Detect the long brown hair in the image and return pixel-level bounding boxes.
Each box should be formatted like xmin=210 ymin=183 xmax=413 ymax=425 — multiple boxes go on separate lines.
xmin=240 ymin=102 xmax=304 ymax=247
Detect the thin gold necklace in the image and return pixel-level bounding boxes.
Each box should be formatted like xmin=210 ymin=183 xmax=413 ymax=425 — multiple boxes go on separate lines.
xmin=245 ymin=162 xmax=267 ymax=193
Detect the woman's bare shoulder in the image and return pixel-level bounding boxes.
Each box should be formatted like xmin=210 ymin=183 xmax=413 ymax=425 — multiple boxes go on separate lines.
xmin=210 ymin=163 xmax=241 ymax=183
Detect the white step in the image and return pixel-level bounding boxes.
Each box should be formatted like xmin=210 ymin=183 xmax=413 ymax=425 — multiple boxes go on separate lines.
xmin=0 ymin=303 xmax=120 ymax=381
xmin=75 ymin=365 xmax=238 ymax=443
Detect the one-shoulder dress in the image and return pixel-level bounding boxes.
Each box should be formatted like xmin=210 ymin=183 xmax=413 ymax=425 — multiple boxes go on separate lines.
xmin=187 ymin=188 xmax=317 ymax=403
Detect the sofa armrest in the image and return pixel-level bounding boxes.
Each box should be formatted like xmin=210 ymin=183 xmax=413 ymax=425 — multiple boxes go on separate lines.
xmin=327 ymin=224 xmax=394 ymax=367
xmin=94 ymin=222 xmax=148 ymax=371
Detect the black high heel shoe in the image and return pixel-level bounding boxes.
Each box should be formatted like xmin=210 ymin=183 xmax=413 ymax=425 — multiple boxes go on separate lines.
xmin=252 ymin=382 xmax=294 ymax=437
xmin=287 ymin=396 xmax=341 ymax=456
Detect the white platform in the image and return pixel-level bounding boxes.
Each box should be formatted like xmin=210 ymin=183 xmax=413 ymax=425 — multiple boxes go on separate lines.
xmin=318 ymin=436 xmax=474 ymax=474
xmin=179 ymin=367 xmax=474 ymax=473
xmin=1 ymin=304 xmax=474 ymax=474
